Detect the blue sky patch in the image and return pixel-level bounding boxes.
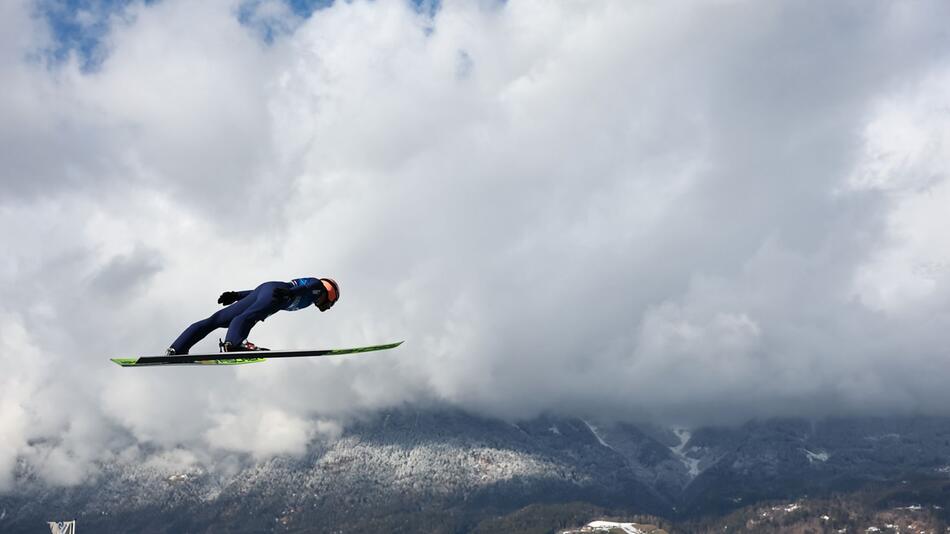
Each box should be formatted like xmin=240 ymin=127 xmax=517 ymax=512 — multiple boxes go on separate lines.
xmin=285 ymin=0 xmax=335 ymax=18
xmin=37 ymin=0 xmax=443 ymax=68
xmin=36 ymin=0 xmax=152 ymax=71
xmin=237 ymin=0 xmax=334 ymax=44
xmin=409 ymin=0 xmax=440 ymax=18
xmin=240 ymin=0 xmax=442 ymax=43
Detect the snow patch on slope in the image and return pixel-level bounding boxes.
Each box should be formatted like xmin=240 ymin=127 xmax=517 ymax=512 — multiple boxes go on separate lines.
xmin=318 ymin=439 xmax=589 ymax=494
xmin=582 ymin=420 xmax=615 ymax=451
xmin=802 ymin=448 xmax=830 ymax=464
xmin=670 ymin=428 xmax=701 ymax=478
xmin=585 ymin=520 xmax=649 ymax=533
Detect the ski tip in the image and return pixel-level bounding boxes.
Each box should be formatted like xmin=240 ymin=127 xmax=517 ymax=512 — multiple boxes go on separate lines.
xmin=111 ymin=358 xmax=138 ymax=367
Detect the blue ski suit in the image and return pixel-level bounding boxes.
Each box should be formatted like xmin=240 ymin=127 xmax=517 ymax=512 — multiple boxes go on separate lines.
xmin=170 ymin=278 xmax=328 ymax=354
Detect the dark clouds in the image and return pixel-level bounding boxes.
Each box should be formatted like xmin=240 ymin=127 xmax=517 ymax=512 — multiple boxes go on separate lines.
xmin=2 ymin=0 xmax=950 ymax=490
xmin=88 ymin=246 xmax=163 ymax=297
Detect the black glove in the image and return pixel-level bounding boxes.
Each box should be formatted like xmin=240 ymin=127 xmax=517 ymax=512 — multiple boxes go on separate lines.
xmin=218 ymin=291 xmax=240 ymax=306
xmin=272 ymin=287 xmax=291 ymax=300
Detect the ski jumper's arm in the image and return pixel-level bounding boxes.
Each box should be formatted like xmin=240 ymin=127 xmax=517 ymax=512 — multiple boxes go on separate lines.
xmin=218 ymin=289 xmax=253 ymax=306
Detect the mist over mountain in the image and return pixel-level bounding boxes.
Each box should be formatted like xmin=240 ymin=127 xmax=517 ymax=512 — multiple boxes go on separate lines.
xmin=4 ymin=408 xmax=950 ymax=533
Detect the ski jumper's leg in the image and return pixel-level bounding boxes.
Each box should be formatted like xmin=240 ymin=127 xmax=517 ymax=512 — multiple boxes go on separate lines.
xmin=224 ymin=281 xmax=288 ymax=346
xmin=169 ymin=293 xmax=256 ymax=354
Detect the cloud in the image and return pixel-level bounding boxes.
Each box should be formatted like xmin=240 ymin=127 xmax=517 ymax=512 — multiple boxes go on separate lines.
xmin=88 ymin=245 xmax=163 ymax=297
xmin=2 ymin=0 xmax=950 ymax=489
xmin=204 ymin=406 xmax=322 ymax=458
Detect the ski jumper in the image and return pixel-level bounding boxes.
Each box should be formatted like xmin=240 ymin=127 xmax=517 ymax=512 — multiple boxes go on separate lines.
xmin=169 ymin=278 xmax=327 ymax=354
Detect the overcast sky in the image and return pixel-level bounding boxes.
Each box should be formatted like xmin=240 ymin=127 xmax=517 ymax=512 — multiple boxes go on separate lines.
xmin=2 ymin=0 xmax=950 ymax=490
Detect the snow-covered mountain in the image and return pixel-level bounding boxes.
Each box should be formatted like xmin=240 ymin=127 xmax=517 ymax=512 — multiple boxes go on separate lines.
xmin=3 ymin=410 xmax=950 ymax=533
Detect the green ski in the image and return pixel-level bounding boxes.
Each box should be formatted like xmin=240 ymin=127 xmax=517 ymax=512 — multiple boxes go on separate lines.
xmin=111 ymin=341 xmax=403 ymax=367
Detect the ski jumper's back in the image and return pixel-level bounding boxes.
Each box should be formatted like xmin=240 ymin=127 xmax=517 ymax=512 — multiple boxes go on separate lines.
xmin=282 ymin=278 xmax=326 ymax=311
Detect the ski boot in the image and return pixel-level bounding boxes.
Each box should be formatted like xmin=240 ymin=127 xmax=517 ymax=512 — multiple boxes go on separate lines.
xmin=219 ymin=339 xmax=270 ymax=352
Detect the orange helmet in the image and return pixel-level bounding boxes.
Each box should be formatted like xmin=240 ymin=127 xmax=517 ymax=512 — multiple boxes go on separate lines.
xmin=320 ymin=278 xmax=340 ymax=310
